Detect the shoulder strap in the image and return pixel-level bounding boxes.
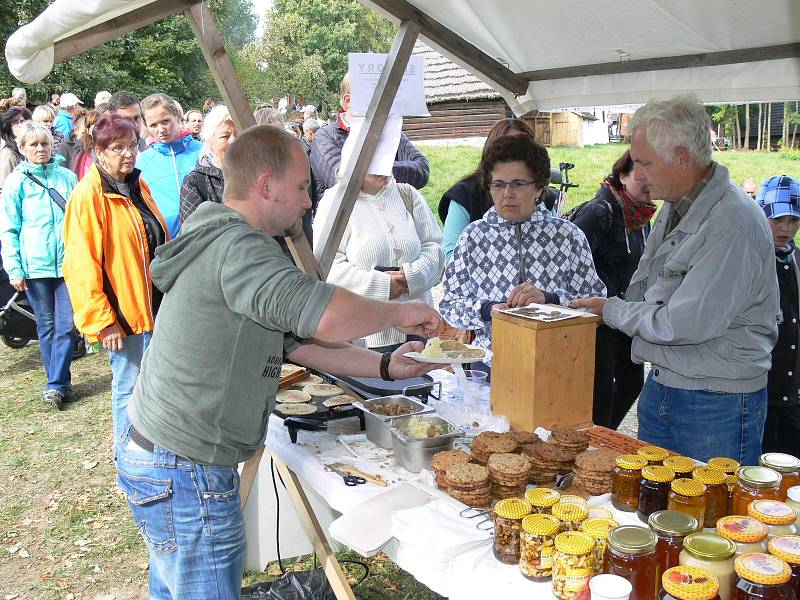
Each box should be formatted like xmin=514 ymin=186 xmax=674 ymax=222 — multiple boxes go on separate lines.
xmin=396 ymin=182 xmax=415 ymax=217
xmin=24 ymin=171 xmax=66 ymax=211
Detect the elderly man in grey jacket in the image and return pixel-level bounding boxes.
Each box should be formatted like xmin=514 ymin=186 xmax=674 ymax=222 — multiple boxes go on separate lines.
xmin=574 ymin=96 xmax=778 ymax=465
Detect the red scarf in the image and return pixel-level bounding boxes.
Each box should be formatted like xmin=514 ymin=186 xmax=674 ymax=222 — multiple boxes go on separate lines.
xmin=603 ymin=182 xmax=656 ymax=231
xmin=337 ymin=110 xmax=349 ymax=132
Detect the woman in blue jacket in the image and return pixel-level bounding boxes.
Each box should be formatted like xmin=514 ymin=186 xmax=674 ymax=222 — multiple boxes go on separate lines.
xmin=136 ymin=94 xmax=202 ymax=238
xmin=0 ymin=122 xmax=78 ymax=409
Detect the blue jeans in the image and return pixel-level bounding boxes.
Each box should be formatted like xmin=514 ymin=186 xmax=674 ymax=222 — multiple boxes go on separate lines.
xmin=109 ymin=332 xmax=151 ymax=453
xmin=637 ymin=371 xmax=767 ymax=465
xmin=116 ymin=427 xmax=245 ymax=599
xmin=25 ymin=277 xmax=77 ymax=394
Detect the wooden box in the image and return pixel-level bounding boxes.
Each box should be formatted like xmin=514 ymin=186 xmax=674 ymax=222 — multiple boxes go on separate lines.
xmin=490 ymin=309 xmax=601 ymax=432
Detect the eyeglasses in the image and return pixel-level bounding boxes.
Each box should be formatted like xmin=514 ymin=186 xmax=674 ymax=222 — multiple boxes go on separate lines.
xmin=107 ymin=143 xmax=139 ymax=156
xmin=489 ymin=179 xmax=538 ymax=193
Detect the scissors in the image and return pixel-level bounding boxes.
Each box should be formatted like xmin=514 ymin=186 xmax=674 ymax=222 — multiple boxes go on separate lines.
xmin=328 ymin=465 xmax=366 ymax=486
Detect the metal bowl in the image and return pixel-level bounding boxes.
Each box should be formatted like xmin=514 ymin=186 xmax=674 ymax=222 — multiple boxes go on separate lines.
xmin=353 ymin=395 xmax=433 ymax=449
xmin=389 ymin=414 xmax=457 ymax=473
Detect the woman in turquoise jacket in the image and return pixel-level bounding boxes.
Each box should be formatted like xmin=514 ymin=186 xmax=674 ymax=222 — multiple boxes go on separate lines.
xmin=0 ymin=122 xmax=78 ymax=409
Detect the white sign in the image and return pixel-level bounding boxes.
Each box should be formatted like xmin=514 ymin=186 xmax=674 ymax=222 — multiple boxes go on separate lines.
xmin=338 ymin=114 xmax=403 ymax=178
xmin=348 ymin=53 xmax=429 ymax=117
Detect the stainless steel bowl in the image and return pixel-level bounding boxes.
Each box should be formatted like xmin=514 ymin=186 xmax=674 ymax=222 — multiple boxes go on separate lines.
xmin=389 ymin=414 xmax=457 ymax=473
xmin=353 ymin=395 xmax=433 ymax=449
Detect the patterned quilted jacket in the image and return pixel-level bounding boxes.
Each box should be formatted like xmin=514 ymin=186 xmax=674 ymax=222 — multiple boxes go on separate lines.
xmin=440 ymin=203 xmax=605 ymax=359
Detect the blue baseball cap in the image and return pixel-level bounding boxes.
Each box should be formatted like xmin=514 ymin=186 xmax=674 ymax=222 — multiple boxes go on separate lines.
xmin=757 ymin=175 xmax=800 ymax=219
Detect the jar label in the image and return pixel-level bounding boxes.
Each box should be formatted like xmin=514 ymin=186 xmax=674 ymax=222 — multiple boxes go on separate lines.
xmin=541 ymin=547 xmax=554 ymax=569
xmin=771 ymin=536 xmax=800 ymax=555
xmin=564 ymin=568 xmax=592 ymax=592
xmin=754 ymin=500 xmax=794 ymax=517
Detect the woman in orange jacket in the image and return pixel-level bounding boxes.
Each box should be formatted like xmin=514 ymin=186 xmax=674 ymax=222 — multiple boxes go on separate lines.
xmin=63 ymin=114 xmax=169 ymax=454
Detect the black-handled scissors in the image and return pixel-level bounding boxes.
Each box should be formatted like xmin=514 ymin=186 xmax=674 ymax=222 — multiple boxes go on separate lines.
xmin=342 ymin=473 xmax=366 ymax=486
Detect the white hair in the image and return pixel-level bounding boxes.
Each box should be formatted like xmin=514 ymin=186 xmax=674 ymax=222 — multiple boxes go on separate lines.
xmin=11 ymin=87 xmax=26 ymax=99
xmin=303 ymin=120 xmax=320 ymax=134
xmin=17 ymin=122 xmax=53 ymax=148
xmin=200 ymin=104 xmax=235 ymax=155
xmin=630 ymin=95 xmax=713 ymax=167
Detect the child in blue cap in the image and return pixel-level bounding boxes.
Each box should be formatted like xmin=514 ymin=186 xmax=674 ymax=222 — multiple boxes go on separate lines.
xmin=758 ymin=175 xmax=800 ymax=456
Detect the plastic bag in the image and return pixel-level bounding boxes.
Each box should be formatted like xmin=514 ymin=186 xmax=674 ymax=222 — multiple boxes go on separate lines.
xmin=241 ymin=568 xmax=336 ymax=600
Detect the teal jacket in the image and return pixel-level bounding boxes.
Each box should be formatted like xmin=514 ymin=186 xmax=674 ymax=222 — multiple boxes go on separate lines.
xmin=0 ymin=155 xmax=78 ymax=279
xmin=136 ymin=134 xmax=202 ymax=239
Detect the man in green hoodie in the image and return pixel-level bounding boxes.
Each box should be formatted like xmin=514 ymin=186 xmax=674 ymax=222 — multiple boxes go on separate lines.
xmin=119 ymin=125 xmax=442 ymax=599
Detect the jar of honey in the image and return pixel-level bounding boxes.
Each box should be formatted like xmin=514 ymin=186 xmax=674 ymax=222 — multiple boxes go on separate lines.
xmin=659 ymin=565 xmax=721 ymax=600
xmin=519 ymin=513 xmax=561 ymax=581
xmin=605 ymin=525 xmax=659 ymax=600
xmin=709 ymin=457 xmax=741 ymax=476
xmin=580 ymin=517 xmax=618 ymax=575
xmin=748 ymin=500 xmax=799 ymax=542
xmin=552 ymin=531 xmax=595 ymax=600
xmin=731 ymin=553 xmax=792 ymax=600
xmin=493 ymin=498 xmax=531 ymax=564
xmin=639 ymin=445 xmax=671 ymax=466
xmin=525 ymin=487 xmax=561 ymax=515
xmin=613 ymin=454 xmax=649 ymax=512
xmin=669 ymin=479 xmax=708 ymax=530
xmin=664 ymin=456 xmax=698 ymax=479
xmin=639 ymin=466 xmax=678 ymax=523
xmin=680 ymin=533 xmax=737 ymax=600
xmin=768 ymin=535 xmax=800 ymax=600
xmin=650 ymin=510 xmax=700 ymax=593
xmin=731 ymin=467 xmax=782 ymax=516
xmin=552 ymin=498 xmax=589 ymax=532
xmin=716 ymin=516 xmax=769 ymax=556
xmin=760 ymin=454 xmax=800 ymax=502
xmin=694 ymin=467 xmax=730 ymax=528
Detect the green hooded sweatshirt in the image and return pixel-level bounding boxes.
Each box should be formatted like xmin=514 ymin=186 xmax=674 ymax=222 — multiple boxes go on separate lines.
xmin=129 ymin=202 xmax=335 ymax=466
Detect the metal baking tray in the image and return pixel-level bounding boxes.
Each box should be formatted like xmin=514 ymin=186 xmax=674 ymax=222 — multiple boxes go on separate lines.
xmin=353 ymin=395 xmax=434 ymax=449
xmin=389 ymin=414 xmax=457 ymax=473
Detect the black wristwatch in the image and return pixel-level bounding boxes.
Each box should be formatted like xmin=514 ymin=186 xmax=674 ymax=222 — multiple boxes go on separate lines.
xmin=380 ymin=351 xmax=394 ymax=381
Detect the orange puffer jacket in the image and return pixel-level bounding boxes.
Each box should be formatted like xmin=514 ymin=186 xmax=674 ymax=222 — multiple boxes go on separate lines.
xmin=63 ymin=165 xmax=169 ymax=340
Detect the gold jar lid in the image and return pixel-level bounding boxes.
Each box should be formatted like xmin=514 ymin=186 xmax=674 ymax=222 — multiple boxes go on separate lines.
xmin=580 ymin=518 xmax=619 ymax=541
xmin=607 ymin=525 xmax=658 ymax=555
xmin=642 ymin=465 xmax=676 ymax=483
xmin=552 ymin=500 xmax=589 ymax=523
xmin=748 ymin=500 xmax=797 ymax=525
xmin=671 ymin=478 xmax=707 ymax=497
xmin=760 ymin=453 xmax=800 ymax=474
xmin=554 ymin=531 xmax=595 ymax=556
xmin=683 ymin=532 xmax=736 ymax=561
xmin=616 ymin=454 xmax=648 ymax=470
xmin=524 ymin=487 xmax=560 ymax=508
xmin=494 ymin=498 xmax=532 ymax=520
xmin=716 ymin=516 xmax=768 ymax=544
xmin=693 ymin=467 xmax=726 ymax=486
xmin=638 ymin=445 xmax=669 ymax=462
xmin=662 ymin=566 xmax=720 ymax=600
xmin=522 ymin=513 xmax=561 ymax=536
xmin=663 ymin=456 xmax=697 ymax=474
xmin=734 ymin=553 xmax=791 ymax=585
xmin=769 ymin=536 xmax=800 ymax=565
xmin=708 ymin=457 xmax=740 ymax=474
xmin=649 ymin=510 xmax=699 ymax=536
xmin=737 ymin=466 xmax=782 ymax=489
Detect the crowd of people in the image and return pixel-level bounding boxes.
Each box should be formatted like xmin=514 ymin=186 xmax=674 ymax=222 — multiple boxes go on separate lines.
xmin=1 ymin=85 xmax=798 ymax=597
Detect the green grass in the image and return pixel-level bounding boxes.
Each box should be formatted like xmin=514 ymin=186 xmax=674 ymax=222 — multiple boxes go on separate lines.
xmin=417 ymin=143 xmax=799 ymax=223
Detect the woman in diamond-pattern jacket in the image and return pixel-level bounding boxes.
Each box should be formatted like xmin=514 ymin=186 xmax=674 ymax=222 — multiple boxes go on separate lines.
xmin=440 ymin=137 xmax=605 ymax=371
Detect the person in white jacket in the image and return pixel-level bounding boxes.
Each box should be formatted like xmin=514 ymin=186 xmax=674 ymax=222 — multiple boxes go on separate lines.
xmin=314 ymin=174 xmax=445 ymax=351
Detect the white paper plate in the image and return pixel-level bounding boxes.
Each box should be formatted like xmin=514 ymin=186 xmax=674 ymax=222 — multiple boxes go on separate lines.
xmin=404 ymin=347 xmax=492 ymax=365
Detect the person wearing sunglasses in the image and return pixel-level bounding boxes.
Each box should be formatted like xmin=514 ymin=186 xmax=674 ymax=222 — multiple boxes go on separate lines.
xmin=440 ymin=135 xmax=605 ymax=375
xmin=63 ymin=114 xmax=169 ymax=452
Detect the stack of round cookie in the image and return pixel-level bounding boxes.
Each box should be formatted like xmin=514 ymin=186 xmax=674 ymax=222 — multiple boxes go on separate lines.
xmin=522 ymin=443 xmax=575 ymax=484
xmin=549 ymin=428 xmax=590 ymax=453
xmin=488 ymin=453 xmax=531 ymax=499
xmin=573 ymin=449 xmax=619 ymax=495
xmin=470 ymin=432 xmax=518 ymax=464
xmin=509 ymin=431 xmax=542 ymax=446
xmin=444 ymin=463 xmax=491 ymax=507
xmin=430 ymin=449 xmax=470 ymax=490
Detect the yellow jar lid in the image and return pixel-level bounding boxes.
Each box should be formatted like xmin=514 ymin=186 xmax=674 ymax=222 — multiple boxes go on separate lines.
xmin=761 ymin=453 xmax=800 ymax=474
xmin=588 ymin=507 xmax=614 ymax=520
xmin=663 ymin=456 xmax=696 ymax=474
xmin=580 ymin=518 xmax=619 ymax=541
xmin=552 ymin=500 xmax=589 ymax=522
xmin=494 ymin=498 xmax=532 ymax=520
xmin=693 ymin=467 xmax=726 ymax=486
xmin=638 ymin=445 xmax=669 ymax=461
xmin=671 ymin=478 xmax=707 ymax=497
xmin=716 ymin=516 xmax=769 ymax=543
xmin=524 ymin=487 xmax=560 ymax=508
xmin=616 ymin=454 xmax=648 ymax=470
xmin=662 ymin=566 xmax=720 ymax=600
xmin=734 ymin=553 xmax=791 ymax=585
xmin=748 ymin=500 xmax=797 ymax=525
xmin=708 ymin=457 xmax=740 ymax=474
xmin=769 ymin=536 xmax=800 ymax=564
xmin=554 ymin=531 xmax=595 ymax=556
xmin=522 ymin=513 xmax=561 ymax=536
xmin=643 ymin=465 xmax=676 ymax=483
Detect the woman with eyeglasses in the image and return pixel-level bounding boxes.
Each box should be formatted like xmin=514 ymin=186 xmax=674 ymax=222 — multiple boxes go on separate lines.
xmin=440 ymin=135 xmax=604 ymax=375
xmin=63 ymin=114 xmax=169 ymax=452
xmin=0 ymin=106 xmax=32 ymax=192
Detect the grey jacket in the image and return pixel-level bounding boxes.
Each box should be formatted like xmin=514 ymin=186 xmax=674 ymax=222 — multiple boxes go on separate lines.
xmin=603 ymin=163 xmax=778 ymax=393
